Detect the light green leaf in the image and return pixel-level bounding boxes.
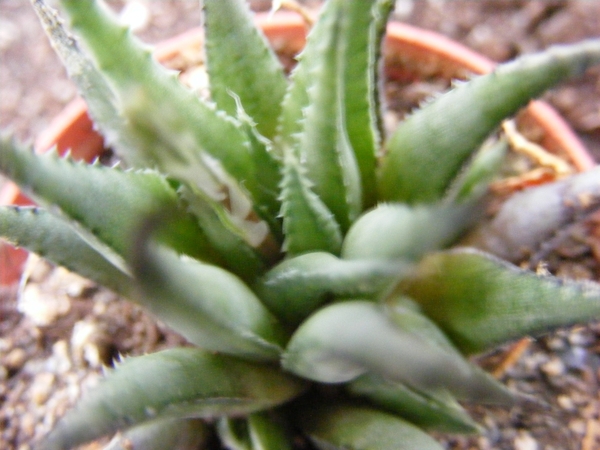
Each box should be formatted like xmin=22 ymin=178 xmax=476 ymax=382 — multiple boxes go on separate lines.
xmin=103 ymin=418 xmax=209 ymax=450
xmin=204 ymin=0 xmax=287 ymax=139
xmin=279 ymin=152 xmax=343 ymax=256
xmin=278 ymin=0 xmax=394 ymax=225
xmin=400 ymin=248 xmax=600 ymax=354
xmin=231 ymin=97 xmax=283 ymax=241
xmin=378 ymin=39 xmax=600 ymax=203
xmin=282 ymin=301 xmax=512 ymax=404
xmin=0 ymin=206 xmax=131 ymax=296
xmin=341 ymin=202 xmax=480 ymax=261
xmin=132 ymin=243 xmax=288 ymax=362
xmin=42 ymin=348 xmax=307 ymax=450
xmin=256 ymin=252 xmax=409 ymax=324
xmin=296 ymin=402 xmax=444 ymax=450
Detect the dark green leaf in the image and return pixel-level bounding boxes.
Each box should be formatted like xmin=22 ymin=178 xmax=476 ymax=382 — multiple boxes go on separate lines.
xmin=42 ymin=348 xmax=306 ymax=450
xmin=401 ymin=248 xmax=600 ymax=353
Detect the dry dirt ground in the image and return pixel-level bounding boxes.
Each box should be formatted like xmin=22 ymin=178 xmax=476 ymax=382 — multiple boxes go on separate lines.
xmin=1 ymin=1 xmax=599 ymax=450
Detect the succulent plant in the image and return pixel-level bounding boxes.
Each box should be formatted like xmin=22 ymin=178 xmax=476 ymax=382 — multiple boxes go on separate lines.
xmin=1 ymin=0 xmax=600 ymax=449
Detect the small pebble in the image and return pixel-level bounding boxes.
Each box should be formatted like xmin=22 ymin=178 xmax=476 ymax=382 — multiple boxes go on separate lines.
xmin=29 ymin=372 xmax=55 ymax=405
xmin=557 ymin=395 xmax=576 ymax=411
xmin=541 ymin=357 xmax=566 ymax=377
xmin=569 ymin=419 xmax=587 ymax=435
xmin=514 ymin=430 xmax=539 ymax=450
xmin=4 ymin=348 xmax=27 ymax=371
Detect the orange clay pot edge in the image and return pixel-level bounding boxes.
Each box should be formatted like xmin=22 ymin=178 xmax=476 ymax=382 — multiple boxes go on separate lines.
xmin=0 ymin=12 xmax=594 ymax=284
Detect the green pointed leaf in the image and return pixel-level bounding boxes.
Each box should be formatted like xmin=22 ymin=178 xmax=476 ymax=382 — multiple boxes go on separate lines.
xmin=231 ymin=97 xmax=283 ymax=241
xmin=104 ymin=418 xmax=209 ymax=450
xmin=256 ymin=252 xmax=410 ymax=324
xmin=0 ymin=206 xmax=131 ymax=295
xmin=279 ymin=152 xmax=343 ymax=256
xmin=382 ymin=296 xmax=512 ymax=405
xmin=132 ymin=243 xmax=287 ymax=362
xmin=42 ymin=348 xmax=307 ymax=450
xmin=0 ymin=137 xmax=212 ymax=263
xmin=378 ymin=38 xmax=600 ymax=203
xmin=282 ymin=301 xmax=512 ymax=403
xmin=278 ymin=0 xmax=394 ymax=226
xmin=341 ymin=202 xmax=480 ymax=261
xmin=31 ymin=0 xmax=131 ymax=154
xmin=204 ymin=0 xmax=287 ymax=139
xmin=400 ymin=248 xmax=600 ymax=354
xmin=348 ymin=374 xmax=481 ymax=434
xmin=342 ymin=0 xmax=395 ymax=208
xmin=296 ymin=402 xmax=444 ymax=450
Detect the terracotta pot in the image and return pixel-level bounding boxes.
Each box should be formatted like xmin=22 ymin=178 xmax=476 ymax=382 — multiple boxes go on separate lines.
xmin=0 ymin=12 xmax=593 ymax=285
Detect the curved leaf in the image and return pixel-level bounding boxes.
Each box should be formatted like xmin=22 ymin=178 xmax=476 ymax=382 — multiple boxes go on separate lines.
xmin=296 ymin=402 xmax=444 ymax=450
xmin=0 ymin=137 xmax=213 ymax=263
xmin=132 ymin=243 xmax=288 ymax=362
xmin=0 ymin=206 xmax=131 ymax=296
xmin=278 ymin=0 xmax=395 ymax=224
xmin=378 ymin=38 xmax=600 ymax=203
xmin=282 ymin=301 xmax=511 ymax=404
xmin=42 ymin=348 xmax=307 ymax=450
xmin=256 ymin=252 xmax=409 ymax=324
xmin=341 ymin=202 xmax=479 ymax=261
xmin=279 ymin=152 xmax=342 ymax=256
xmin=401 ymin=248 xmax=600 ymax=354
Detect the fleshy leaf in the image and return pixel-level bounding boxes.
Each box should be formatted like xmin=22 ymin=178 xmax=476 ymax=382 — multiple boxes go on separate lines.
xmin=42 ymin=348 xmax=307 ymax=450
xmin=232 ymin=97 xmax=283 ymax=241
xmin=256 ymin=252 xmax=409 ymax=324
xmin=132 ymin=242 xmax=287 ymax=362
xmin=0 ymin=206 xmax=131 ymax=295
xmin=348 ymin=374 xmax=481 ymax=434
xmin=103 ymin=418 xmax=209 ymax=450
xmin=282 ymin=301 xmax=512 ymax=403
xmin=296 ymin=402 xmax=444 ymax=450
xmin=0 ymin=136 xmax=213 ymax=263
xmin=378 ymin=38 xmax=600 ymax=203
xmin=204 ymin=0 xmax=287 ymax=139
xmin=278 ymin=0 xmax=394 ymax=224
xmin=279 ymin=152 xmax=343 ymax=256
xmin=400 ymin=248 xmax=600 ymax=354
xmin=342 ymin=201 xmax=480 ymax=261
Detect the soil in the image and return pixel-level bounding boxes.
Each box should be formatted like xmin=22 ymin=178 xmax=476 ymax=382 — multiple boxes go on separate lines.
xmin=1 ymin=1 xmax=599 ymax=450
